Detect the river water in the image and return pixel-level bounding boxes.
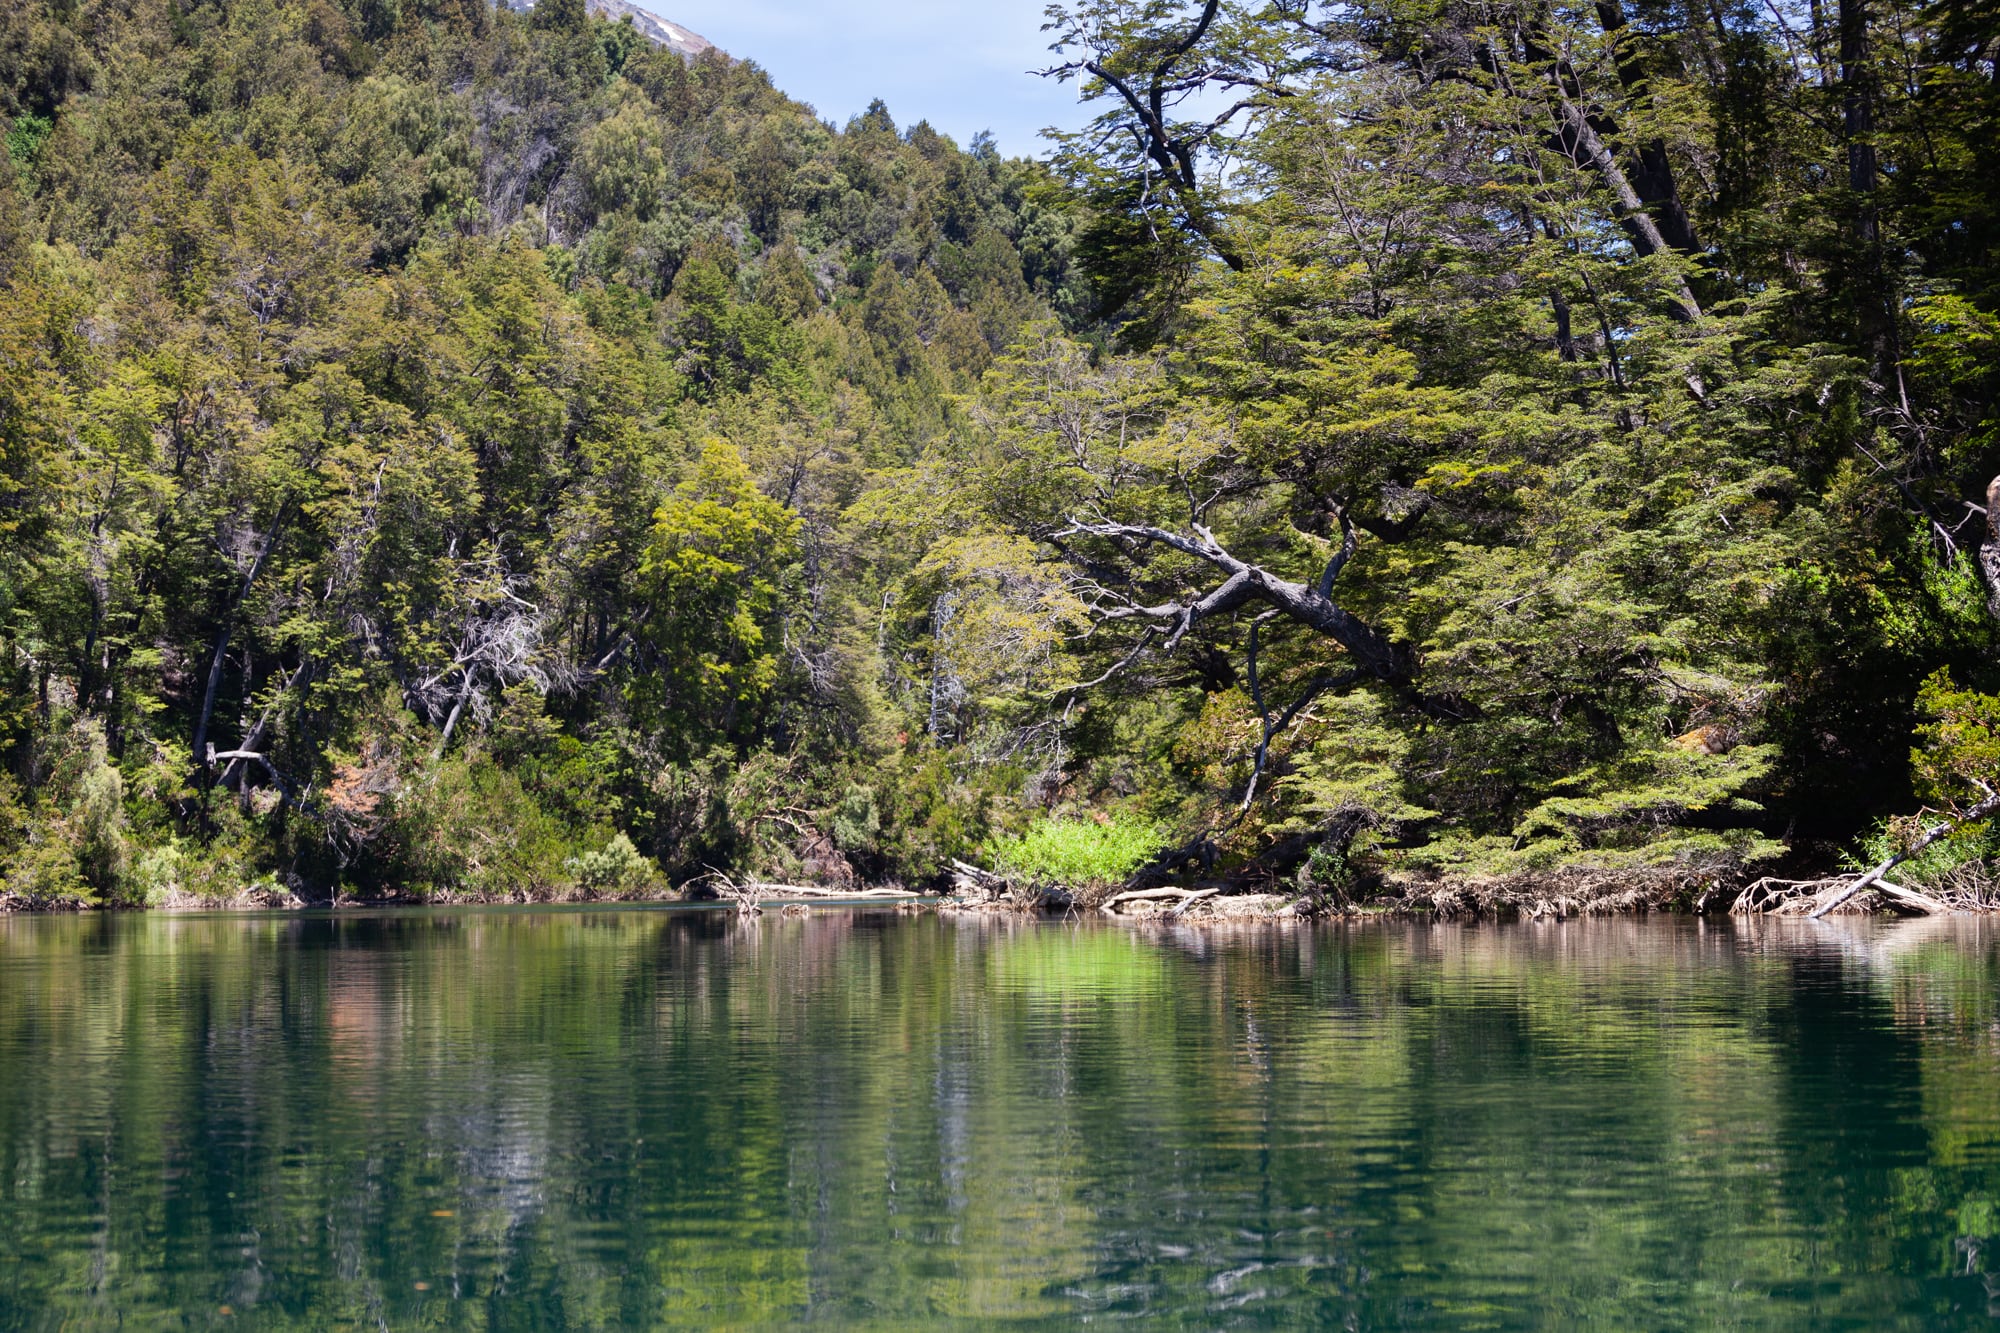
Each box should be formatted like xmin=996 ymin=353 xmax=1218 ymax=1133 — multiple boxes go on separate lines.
xmin=3 ymin=908 xmax=2000 ymax=1328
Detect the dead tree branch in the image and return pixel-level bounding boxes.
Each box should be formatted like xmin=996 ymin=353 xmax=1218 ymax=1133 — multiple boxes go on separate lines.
xmin=1057 ymin=517 xmax=1410 ymax=683
xmin=1807 ymin=791 xmax=2000 ymax=918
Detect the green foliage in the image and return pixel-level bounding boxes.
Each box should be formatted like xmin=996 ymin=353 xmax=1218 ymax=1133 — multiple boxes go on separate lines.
xmin=4 ymin=112 xmax=50 ymax=188
xmin=580 ymin=84 xmax=667 ymax=219
xmin=830 ymin=784 xmax=881 ymax=856
xmin=375 ymin=757 xmax=583 ymax=899
xmin=1914 ymin=671 xmax=2000 ymax=813
xmin=566 ymin=832 xmax=656 ymax=895
xmin=985 ymin=815 xmax=1167 ymax=888
xmin=865 ymin=751 xmax=1000 ymax=878
xmin=529 ymin=0 xmax=587 ymax=33
xmin=631 ymin=440 xmax=801 ymax=747
xmin=2 ymin=0 xmax=1999 ymax=905
xmin=129 ymin=842 xmax=188 ymax=907
xmin=876 ymin=0 xmax=2000 ymax=890
xmin=1 ymin=717 xmax=129 ymax=903
xmin=0 ymin=0 xmax=1087 ymax=901
xmin=1846 ymin=816 xmax=2000 ymax=893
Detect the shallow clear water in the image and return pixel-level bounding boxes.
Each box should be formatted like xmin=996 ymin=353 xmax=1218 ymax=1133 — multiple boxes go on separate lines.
xmin=4 ymin=909 xmax=2000 ymax=1327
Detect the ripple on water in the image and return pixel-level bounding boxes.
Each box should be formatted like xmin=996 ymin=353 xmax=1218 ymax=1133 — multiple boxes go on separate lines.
xmin=4 ymin=911 xmax=2000 ymax=1326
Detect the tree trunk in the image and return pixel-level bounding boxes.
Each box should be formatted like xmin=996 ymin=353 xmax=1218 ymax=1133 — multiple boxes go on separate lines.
xmin=1809 ymin=787 xmax=2000 ymax=917
xmin=1838 ymin=0 xmax=1896 ymax=372
xmin=220 ymin=658 xmax=314 ymax=790
xmin=1980 ymin=476 xmax=2000 ymax=623
xmin=431 ymin=670 xmax=478 ymax=762
xmin=1063 ymin=520 xmax=1412 ymax=685
xmin=1591 ymin=0 xmax=1704 ymax=255
xmin=192 ymin=504 xmax=287 ymax=779
xmin=1552 ymin=98 xmax=1704 ymax=322
xmin=1840 ymin=0 xmax=1878 ymax=237
xmin=1507 ymin=9 xmax=1705 ymax=283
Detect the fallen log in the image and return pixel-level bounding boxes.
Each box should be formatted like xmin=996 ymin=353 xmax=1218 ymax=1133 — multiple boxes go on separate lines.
xmin=1806 ymin=793 xmax=2000 ymax=920
xmin=752 ymin=884 xmax=922 ymax=900
xmin=1106 ymin=887 xmax=1216 ymax=906
xmin=1168 ymin=888 xmax=1222 ymax=917
xmin=1868 ymin=880 xmax=1952 ymax=916
xmin=949 ymin=860 xmax=1011 ymax=895
xmin=1103 ymin=887 xmax=1228 ymax=917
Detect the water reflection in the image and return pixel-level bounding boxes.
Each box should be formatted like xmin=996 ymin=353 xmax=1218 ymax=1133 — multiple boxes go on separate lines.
xmin=4 ymin=910 xmax=2000 ymax=1326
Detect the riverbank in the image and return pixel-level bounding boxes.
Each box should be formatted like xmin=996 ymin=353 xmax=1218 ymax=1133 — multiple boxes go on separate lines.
xmin=941 ymin=862 xmax=2000 ymax=921
xmin=6 ymin=868 xmax=1995 ymax=919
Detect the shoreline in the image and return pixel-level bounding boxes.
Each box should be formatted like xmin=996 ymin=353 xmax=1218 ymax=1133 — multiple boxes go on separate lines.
xmin=7 ymin=878 xmax=1993 ymax=920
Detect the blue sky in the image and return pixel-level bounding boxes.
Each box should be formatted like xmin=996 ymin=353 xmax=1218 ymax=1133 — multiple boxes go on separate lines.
xmin=646 ymin=0 xmax=1085 ymax=158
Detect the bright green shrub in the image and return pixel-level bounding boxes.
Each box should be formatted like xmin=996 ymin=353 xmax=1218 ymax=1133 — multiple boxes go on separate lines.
xmin=567 ymin=833 xmax=655 ymax=896
xmin=984 ymin=815 xmax=1167 ymax=888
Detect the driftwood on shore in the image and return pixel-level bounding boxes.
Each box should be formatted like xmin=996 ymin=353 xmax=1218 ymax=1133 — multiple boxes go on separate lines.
xmin=1799 ymin=796 xmax=2000 ymax=917
xmin=949 ymin=860 xmax=1011 ymax=899
xmin=1733 ymin=875 xmax=1959 ymax=917
xmin=941 ymin=862 xmax=1244 ymax=918
xmin=743 ymin=884 xmax=923 ymax=900
xmin=946 ymin=860 xmax=1079 ymax=911
xmin=690 ymin=868 xmax=927 ymax=917
xmin=1725 ymin=793 xmax=2000 ymax=918
xmin=1101 ymin=887 xmax=1221 ymax=917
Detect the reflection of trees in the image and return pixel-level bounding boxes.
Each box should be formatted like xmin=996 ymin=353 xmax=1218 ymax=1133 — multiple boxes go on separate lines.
xmin=3 ymin=914 xmax=2000 ymax=1323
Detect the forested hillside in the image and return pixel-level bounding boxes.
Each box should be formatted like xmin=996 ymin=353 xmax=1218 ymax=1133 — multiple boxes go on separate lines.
xmin=2 ymin=0 xmax=1998 ymax=907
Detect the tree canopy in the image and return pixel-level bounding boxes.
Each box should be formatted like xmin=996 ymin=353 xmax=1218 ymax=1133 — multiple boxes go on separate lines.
xmin=1 ymin=0 xmax=1997 ymax=905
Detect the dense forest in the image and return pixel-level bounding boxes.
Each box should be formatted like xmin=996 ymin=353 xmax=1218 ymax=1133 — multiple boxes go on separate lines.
xmin=1 ymin=0 xmax=1998 ymax=907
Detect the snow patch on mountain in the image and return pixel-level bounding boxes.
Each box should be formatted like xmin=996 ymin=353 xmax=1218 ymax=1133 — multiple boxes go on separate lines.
xmin=501 ymin=0 xmax=718 ymax=59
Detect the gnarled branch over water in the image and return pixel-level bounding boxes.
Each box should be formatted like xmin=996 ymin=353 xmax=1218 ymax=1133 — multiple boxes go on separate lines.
xmin=1807 ymin=790 xmax=2000 ymax=918
xmin=1055 ymin=517 xmax=1411 ymax=685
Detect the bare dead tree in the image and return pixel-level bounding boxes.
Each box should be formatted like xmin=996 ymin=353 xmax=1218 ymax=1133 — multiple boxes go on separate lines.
xmin=1054 ymin=503 xmax=1413 ymax=821
xmin=1979 ymin=475 xmax=2000 ymax=622
xmin=1058 ymin=512 xmax=1410 ymax=682
xmin=407 ymin=570 xmax=564 ymax=760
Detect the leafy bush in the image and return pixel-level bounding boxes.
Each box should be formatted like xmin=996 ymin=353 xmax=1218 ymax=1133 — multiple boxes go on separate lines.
xmin=374 ymin=758 xmax=580 ymax=899
xmin=831 ymin=785 xmax=882 ymax=856
xmin=567 ymin=833 xmax=655 ymax=896
xmin=1844 ymin=818 xmax=2000 ymax=893
xmin=0 ymin=719 xmax=131 ymax=904
xmin=131 ymin=844 xmax=187 ymax=908
xmin=984 ymin=815 xmax=1167 ymax=888
xmin=874 ymin=751 xmax=1000 ymax=880
xmin=1839 ymin=672 xmax=2000 ymax=896
xmin=1913 ymin=671 xmax=2000 ymax=813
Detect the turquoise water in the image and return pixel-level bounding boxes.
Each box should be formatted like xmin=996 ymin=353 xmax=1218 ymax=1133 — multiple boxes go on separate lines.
xmin=4 ymin=908 xmax=2000 ymax=1327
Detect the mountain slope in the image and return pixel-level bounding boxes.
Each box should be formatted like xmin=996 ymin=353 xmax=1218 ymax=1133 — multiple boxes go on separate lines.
xmin=502 ymin=0 xmax=716 ymax=57
xmin=0 ymin=0 xmax=1091 ymax=904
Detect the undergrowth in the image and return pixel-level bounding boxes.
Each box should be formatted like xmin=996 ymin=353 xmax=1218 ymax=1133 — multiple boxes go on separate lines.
xmin=984 ymin=816 xmax=1167 ymax=889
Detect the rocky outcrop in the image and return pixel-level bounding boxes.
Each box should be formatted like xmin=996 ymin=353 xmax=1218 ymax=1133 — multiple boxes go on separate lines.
xmin=500 ymin=0 xmax=717 ymax=58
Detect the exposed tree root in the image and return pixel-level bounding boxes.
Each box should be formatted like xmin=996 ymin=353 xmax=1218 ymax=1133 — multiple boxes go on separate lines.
xmin=1731 ymin=796 xmax=2000 ymax=918
xmin=1730 ymin=875 xmax=1960 ymax=917
xmin=0 ymin=893 xmax=91 ymax=914
xmin=1370 ymin=868 xmax=1715 ymax=921
xmin=152 ymin=884 xmax=308 ymax=912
